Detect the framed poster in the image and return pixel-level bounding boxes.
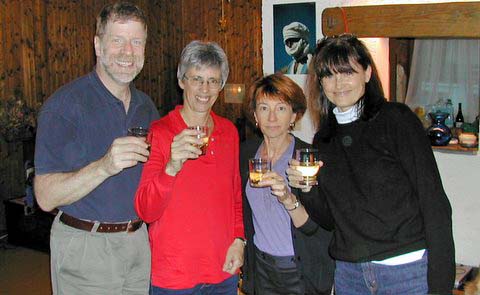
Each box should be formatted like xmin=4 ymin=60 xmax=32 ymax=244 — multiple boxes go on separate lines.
xmin=263 ymin=1 xmax=317 ymax=76
xmin=274 ymin=2 xmax=316 ymax=75
xmin=262 ymin=1 xmax=320 ymax=143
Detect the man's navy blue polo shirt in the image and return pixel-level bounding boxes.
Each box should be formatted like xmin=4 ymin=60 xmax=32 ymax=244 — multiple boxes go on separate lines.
xmin=35 ymin=70 xmax=159 ymax=222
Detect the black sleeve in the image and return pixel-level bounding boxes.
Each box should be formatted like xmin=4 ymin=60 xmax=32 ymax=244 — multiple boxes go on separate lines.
xmin=387 ymin=104 xmax=455 ymax=293
xmin=299 ymin=186 xmax=335 ymax=232
xmin=292 ymin=186 xmax=319 ymax=236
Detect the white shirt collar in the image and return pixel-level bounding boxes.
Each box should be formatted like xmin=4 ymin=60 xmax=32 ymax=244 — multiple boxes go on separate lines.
xmin=333 ymin=104 xmax=361 ymax=124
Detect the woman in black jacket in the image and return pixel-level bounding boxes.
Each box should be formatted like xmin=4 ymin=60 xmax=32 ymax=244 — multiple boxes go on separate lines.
xmin=288 ymin=34 xmax=455 ymax=294
xmin=240 ymin=73 xmax=334 ymax=295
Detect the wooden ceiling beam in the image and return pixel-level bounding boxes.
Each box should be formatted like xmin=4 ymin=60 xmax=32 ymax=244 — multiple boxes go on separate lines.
xmin=322 ymin=2 xmax=480 ymax=38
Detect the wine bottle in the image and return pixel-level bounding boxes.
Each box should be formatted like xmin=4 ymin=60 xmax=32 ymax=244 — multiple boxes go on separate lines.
xmin=455 ymin=102 xmax=464 ymax=129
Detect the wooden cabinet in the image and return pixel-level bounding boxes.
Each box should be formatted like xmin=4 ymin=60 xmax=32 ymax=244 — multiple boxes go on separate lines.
xmin=4 ymin=197 xmax=55 ymax=253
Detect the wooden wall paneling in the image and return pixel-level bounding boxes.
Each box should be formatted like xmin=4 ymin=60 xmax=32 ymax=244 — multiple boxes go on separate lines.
xmin=239 ymin=0 xmax=262 ymax=117
xmin=45 ymin=0 xmax=91 ymax=96
xmin=0 ymin=0 xmax=263 ymax=131
xmin=56 ymin=0 xmax=70 ymax=87
xmin=68 ymin=1 xmax=82 ymax=82
xmin=66 ymin=1 xmax=88 ymax=86
xmin=1 ymin=1 xmax=25 ymax=217
xmin=163 ymin=0 xmax=185 ymax=113
xmin=32 ymin=0 xmax=48 ymax=104
xmin=231 ymin=0 xmax=262 ymax=91
xmin=45 ymin=1 xmax=59 ymax=95
xmin=214 ymin=0 xmax=234 ymax=120
xmin=217 ymin=0 xmax=242 ymax=122
xmin=0 ymin=0 xmax=266 ymax=229
xmin=182 ymin=0 xmax=204 ymax=42
xmin=20 ymin=1 xmax=35 ymax=107
xmin=212 ymin=0 xmax=262 ymax=124
xmin=0 ymin=0 xmax=5 ymax=99
xmin=4 ymin=0 xmax=22 ymax=98
xmin=322 ymin=2 xmax=480 ymax=38
xmin=132 ymin=0 xmax=182 ymax=114
xmin=135 ymin=1 xmax=158 ymax=109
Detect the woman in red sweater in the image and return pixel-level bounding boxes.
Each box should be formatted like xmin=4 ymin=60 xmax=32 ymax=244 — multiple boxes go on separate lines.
xmin=135 ymin=40 xmax=245 ymax=294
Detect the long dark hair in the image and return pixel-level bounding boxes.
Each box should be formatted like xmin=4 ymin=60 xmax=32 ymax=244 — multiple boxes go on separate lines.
xmin=307 ymin=34 xmax=385 ymax=135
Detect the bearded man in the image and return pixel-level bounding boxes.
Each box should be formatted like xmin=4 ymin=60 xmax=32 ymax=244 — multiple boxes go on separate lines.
xmin=281 ymin=22 xmax=312 ymax=75
xmin=34 ymin=2 xmax=159 ymax=294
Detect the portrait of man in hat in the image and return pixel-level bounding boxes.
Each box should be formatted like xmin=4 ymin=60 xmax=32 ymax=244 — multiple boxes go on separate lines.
xmin=273 ymin=3 xmax=316 ymax=75
xmin=280 ymin=21 xmax=312 ymax=75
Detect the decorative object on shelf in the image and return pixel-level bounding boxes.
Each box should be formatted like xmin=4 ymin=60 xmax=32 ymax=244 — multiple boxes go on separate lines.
xmin=413 ymin=106 xmax=430 ymax=129
xmin=427 ymin=111 xmax=452 ymax=146
xmin=458 ymin=132 xmax=478 ymax=148
xmin=444 ymin=99 xmax=454 ymax=128
xmin=0 ymin=92 xmax=39 ymax=142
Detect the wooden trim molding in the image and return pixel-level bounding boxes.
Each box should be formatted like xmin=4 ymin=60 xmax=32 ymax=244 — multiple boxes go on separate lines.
xmin=322 ymin=2 xmax=480 ymax=38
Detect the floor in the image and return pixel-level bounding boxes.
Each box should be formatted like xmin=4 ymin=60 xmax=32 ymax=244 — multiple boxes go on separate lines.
xmin=0 ymin=241 xmax=52 ymax=295
xmin=0 ymin=239 xmax=246 ymax=295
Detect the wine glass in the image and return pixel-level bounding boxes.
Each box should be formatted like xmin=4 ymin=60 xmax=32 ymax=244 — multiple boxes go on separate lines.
xmin=188 ymin=126 xmax=209 ymax=155
xmin=128 ymin=127 xmax=151 ymax=153
xmin=295 ymin=148 xmax=320 ymax=186
xmin=248 ymin=158 xmax=272 ymax=187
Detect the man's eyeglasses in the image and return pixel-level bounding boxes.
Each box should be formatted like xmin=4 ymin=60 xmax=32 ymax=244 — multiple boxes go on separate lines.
xmin=183 ymin=75 xmax=222 ymax=90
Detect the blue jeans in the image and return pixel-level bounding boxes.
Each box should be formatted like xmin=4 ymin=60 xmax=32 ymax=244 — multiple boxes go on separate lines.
xmin=150 ymin=275 xmax=239 ymax=295
xmin=334 ymin=253 xmax=428 ymax=295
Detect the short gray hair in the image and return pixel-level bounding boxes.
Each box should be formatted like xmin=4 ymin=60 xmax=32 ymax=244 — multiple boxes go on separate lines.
xmin=177 ymin=40 xmax=229 ymax=88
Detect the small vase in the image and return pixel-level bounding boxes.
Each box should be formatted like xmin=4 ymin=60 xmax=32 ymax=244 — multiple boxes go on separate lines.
xmin=427 ymin=112 xmax=452 ymax=146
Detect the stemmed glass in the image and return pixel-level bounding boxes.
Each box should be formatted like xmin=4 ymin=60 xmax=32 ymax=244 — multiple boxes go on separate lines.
xmin=295 ymin=148 xmax=320 ymax=186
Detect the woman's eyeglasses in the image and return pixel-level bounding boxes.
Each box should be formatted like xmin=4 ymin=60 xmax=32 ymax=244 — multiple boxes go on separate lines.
xmin=183 ymin=75 xmax=222 ymax=90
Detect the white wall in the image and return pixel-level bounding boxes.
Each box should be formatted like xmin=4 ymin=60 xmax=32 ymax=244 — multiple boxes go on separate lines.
xmin=434 ymin=150 xmax=480 ymax=266
xmin=263 ymin=0 xmax=480 ymax=266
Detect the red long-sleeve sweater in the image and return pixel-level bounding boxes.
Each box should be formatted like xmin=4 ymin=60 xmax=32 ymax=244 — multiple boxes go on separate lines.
xmin=135 ymin=106 xmax=244 ymax=289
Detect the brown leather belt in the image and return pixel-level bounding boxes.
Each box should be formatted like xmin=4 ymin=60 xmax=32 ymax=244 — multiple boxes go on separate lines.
xmin=59 ymin=212 xmax=143 ymax=233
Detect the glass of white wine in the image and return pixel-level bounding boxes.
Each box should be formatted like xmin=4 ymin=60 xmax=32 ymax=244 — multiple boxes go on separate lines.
xmin=188 ymin=126 xmax=209 ymax=155
xmin=248 ymin=158 xmax=272 ymax=187
xmin=295 ymin=148 xmax=320 ymax=186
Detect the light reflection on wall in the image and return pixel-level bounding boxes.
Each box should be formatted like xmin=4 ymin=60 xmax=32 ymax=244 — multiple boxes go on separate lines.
xmin=360 ymin=38 xmax=390 ymax=100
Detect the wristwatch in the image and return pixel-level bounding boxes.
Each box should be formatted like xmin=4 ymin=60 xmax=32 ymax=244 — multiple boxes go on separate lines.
xmin=286 ymin=200 xmax=300 ymax=211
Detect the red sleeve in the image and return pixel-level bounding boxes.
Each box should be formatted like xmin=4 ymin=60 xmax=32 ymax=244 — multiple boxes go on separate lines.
xmin=134 ymin=123 xmax=176 ymax=223
xmin=232 ymin=131 xmax=245 ymax=239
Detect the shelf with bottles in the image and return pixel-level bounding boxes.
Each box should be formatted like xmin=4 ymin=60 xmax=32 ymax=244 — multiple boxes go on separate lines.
xmin=432 ymin=130 xmax=478 ymax=153
xmin=416 ymin=99 xmax=479 ymax=154
xmin=432 ymin=143 xmax=478 ymax=153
